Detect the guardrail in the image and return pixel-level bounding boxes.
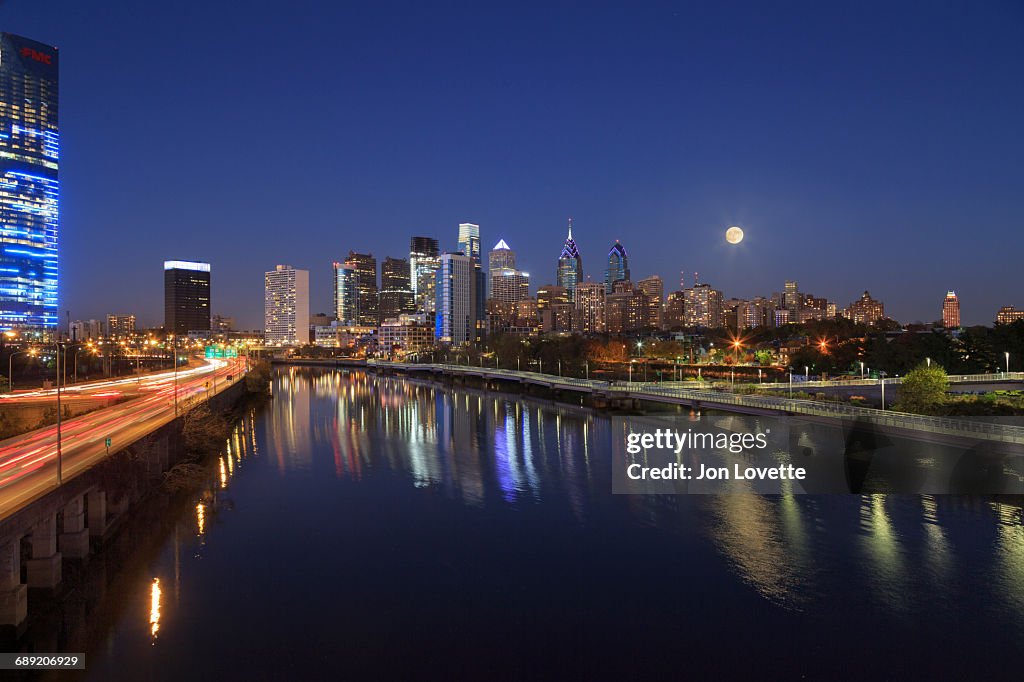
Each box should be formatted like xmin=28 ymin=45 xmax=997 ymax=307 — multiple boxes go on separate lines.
xmin=368 ymin=360 xmax=1024 ymax=445
xmin=754 ymin=372 xmax=1024 ymax=390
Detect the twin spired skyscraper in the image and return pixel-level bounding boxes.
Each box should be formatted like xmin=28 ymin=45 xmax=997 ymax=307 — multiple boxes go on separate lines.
xmin=0 ymin=34 xmax=59 ymax=331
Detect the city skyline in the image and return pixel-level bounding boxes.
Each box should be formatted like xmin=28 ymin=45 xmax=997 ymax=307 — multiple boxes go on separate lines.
xmin=4 ymin=1 xmax=1022 ymax=329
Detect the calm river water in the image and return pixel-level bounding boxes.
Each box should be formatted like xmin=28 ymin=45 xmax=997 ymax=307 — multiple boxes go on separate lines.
xmin=45 ymin=368 xmax=1024 ymax=679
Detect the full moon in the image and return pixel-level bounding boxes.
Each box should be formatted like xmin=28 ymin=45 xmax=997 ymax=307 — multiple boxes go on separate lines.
xmin=725 ymin=226 xmax=744 ymax=244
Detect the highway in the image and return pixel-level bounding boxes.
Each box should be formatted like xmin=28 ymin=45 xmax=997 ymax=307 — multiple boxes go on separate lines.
xmin=0 ymin=356 xmax=244 ymax=519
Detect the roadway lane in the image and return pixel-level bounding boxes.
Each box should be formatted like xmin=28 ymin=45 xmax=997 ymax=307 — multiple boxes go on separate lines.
xmin=0 ymin=357 xmax=245 ymax=519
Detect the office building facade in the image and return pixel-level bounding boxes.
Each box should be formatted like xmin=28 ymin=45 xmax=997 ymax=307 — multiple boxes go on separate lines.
xmin=0 ymin=34 xmax=59 ymax=331
xmin=605 ymin=241 xmax=630 ymax=294
xmin=556 ymin=220 xmax=583 ymax=303
xmin=344 ymin=251 xmax=378 ymax=326
xmin=164 ymin=260 xmax=211 ymax=335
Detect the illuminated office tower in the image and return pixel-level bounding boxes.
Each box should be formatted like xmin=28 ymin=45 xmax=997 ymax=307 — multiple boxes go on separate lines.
xmin=605 ymin=241 xmax=630 ymax=294
xmin=457 ymin=223 xmax=480 ymax=263
xmin=435 ymin=253 xmax=475 ymax=345
xmin=379 ymin=256 xmax=415 ymax=320
xmin=942 ymin=291 xmax=960 ymax=328
xmin=489 ymin=239 xmax=529 ymax=304
xmin=164 ymin=260 xmax=211 ymax=335
xmin=556 ymin=219 xmax=583 ymax=302
xmin=344 ymin=251 xmax=378 ymax=326
xmin=332 ymin=261 xmax=358 ymax=325
xmin=409 ymin=236 xmax=440 ymax=312
xmin=265 ymin=265 xmax=309 ymax=346
xmin=683 ymin=283 xmax=723 ymax=328
xmin=0 ymin=34 xmax=59 ymax=331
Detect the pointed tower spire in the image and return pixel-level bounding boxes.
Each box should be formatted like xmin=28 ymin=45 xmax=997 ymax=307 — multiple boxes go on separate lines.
xmin=567 ymin=217 xmax=573 ymax=240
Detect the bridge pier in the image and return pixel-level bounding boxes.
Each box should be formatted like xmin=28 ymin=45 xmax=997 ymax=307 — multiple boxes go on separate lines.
xmin=26 ymin=516 xmax=61 ymax=589
xmin=87 ymin=490 xmax=107 ymax=539
xmin=0 ymin=540 xmax=26 ymax=627
xmin=59 ymin=496 xmax=90 ymax=560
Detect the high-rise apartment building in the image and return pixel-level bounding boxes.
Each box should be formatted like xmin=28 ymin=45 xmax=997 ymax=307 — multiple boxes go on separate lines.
xmin=605 ymin=241 xmax=630 ymax=294
xmin=637 ymin=275 xmax=664 ymax=330
xmin=0 ymin=34 xmax=59 ymax=331
xmin=106 ymin=314 xmax=136 ymax=338
xmin=409 ymin=236 xmax=440 ymax=313
xmin=574 ymin=281 xmax=606 ymax=333
xmin=606 ymin=281 xmax=646 ymax=333
xmin=435 ymin=253 xmax=476 ymax=345
xmin=344 ymin=251 xmax=378 ymax=326
xmin=996 ymin=306 xmax=1024 ymax=324
xmin=844 ymin=291 xmax=885 ymax=326
xmin=664 ymin=291 xmax=686 ymax=330
xmin=556 ymin=219 xmax=583 ymax=303
xmin=265 ymin=265 xmax=309 ymax=346
xmin=164 ymin=260 xmax=211 ymax=335
xmin=70 ymin=319 xmax=102 ymax=341
xmin=942 ymin=291 xmax=960 ymax=328
xmin=683 ymin=283 xmax=724 ymax=328
xmin=332 ymin=261 xmax=358 ymax=325
xmin=379 ymin=256 xmax=415 ymax=320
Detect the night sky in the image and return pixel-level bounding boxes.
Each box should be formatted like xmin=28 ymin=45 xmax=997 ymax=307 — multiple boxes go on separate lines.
xmin=5 ymin=0 xmax=1023 ymax=328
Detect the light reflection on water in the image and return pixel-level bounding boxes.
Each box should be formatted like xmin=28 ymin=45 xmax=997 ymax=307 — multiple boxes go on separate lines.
xmin=70 ymin=368 xmax=1024 ymax=680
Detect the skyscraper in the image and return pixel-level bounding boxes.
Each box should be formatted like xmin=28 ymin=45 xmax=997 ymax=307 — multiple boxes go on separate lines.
xmin=457 ymin=223 xmax=480 ymax=262
xmin=265 ymin=265 xmax=309 ymax=346
xmin=556 ymin=219 xmax=583 ymax=303
xmin=574 ymin=281 xmax=606 ymax=333
xmin=488 ymin=239 xmax=530 ymax=304
xmin=164 ymin=260 xmax=211 ymax=335
xmin=332 ymin=261 xmax=358 ymax=325
xmin=0 ymin=34 xmax=59 ymax=331
xmin=344 ymin=251 xmax=378 ymax=326
xmin=942 ymin=291 xmax=960 ymax=328
xmin=379 ymin=256 xmax=415 ymax=320
xmin=683 ymin=283 xmax=724 ymax=328
xmin=637 ymin=275 xmax=664 ymax=330
xmin=435 ymin=253 xmax=475 ymax=345
xmin=409 ymin=236 xmax=440 ymax=315
xmin=605 ymin=241 xmax=630 ymax=293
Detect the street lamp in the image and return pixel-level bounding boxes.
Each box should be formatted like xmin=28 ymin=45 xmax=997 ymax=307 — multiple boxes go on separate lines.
xmin=1006 ymin=351 xmax=1010 ymax=375
xmin=879 ymin=371 xmax=887 ymax=410
xmin=860 ymin=361 xmax=865 ymax=379
xmin=788 ymin=367 xmax=794 ymax=399
xmin=628 ymin=361 xmax=633 ymax=383
xmin=7 ymin=348 xmax=36 ymax=392
xmin=926 ymin=357 xmax=931 ymax=368
xmin=805 ymin=365 xmax=809 ymax=382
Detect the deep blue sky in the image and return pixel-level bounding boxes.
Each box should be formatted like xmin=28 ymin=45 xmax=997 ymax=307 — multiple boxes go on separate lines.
xmin=5 ymin=0 xmax=1023 ymax=328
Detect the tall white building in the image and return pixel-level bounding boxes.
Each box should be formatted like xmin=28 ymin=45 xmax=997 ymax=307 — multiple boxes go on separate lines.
xmin=435 ymin=253 xmax=475 ymax=345
xmin=265 ymin=265 xmax=310 ymax=346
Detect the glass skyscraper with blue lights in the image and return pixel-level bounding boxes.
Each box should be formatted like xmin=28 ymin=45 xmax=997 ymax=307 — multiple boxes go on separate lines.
xmin=0 ymin=33 xmax=59 ymax=331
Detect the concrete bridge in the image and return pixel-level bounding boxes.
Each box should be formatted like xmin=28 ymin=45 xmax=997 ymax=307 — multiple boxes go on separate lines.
xmin=0 ymin=360 xmax=246 ymax=633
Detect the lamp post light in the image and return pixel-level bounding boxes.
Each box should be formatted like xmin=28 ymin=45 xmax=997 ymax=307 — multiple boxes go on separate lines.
xmin=879 ymin=371 xmax=888 ymax=410
xmin=860 ymin=361 xmax=865 ymax=379
xmin=758 ymin=368 xmax=762 ymax=384
xmin=1006 ymin=351 xmax=1010 ymax=375
xmin=8 ymin=348 xmax=36 ymax=392
xmin=55 ymin=340 xmax=63 ymax=486
xmin=788 ymin=367 xmax=794 ymax=399
xmin=558 ymin=360 xmax=562 ymax=377
xmin=539 ymin=358 xmax=542 ymax=375
xmin=805 ymin=365 xmax=810 ymax=383
xmin=628 ymin=362 xmax=633 ymax=383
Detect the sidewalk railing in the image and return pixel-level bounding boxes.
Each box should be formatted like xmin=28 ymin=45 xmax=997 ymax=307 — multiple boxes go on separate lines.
xmin=368 ymin=360 xmax=1024 ymax=444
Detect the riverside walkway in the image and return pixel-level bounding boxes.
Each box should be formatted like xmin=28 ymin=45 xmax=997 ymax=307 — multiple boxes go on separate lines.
xmin=368 ymin=360 xmax=1024 ymax=448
